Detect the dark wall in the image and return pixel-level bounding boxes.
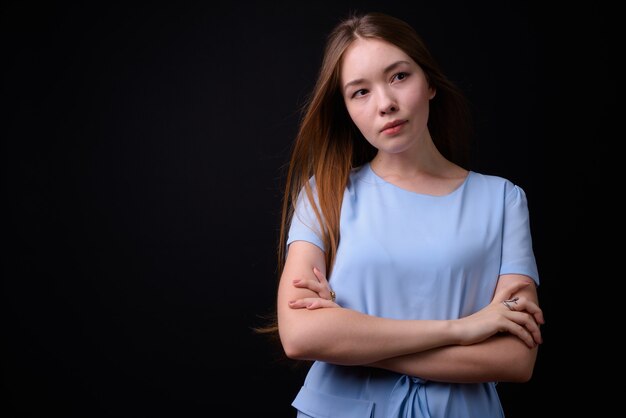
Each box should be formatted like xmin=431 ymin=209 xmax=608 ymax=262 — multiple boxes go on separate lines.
xmin=3 ymin=1 xmax=613 ymax=417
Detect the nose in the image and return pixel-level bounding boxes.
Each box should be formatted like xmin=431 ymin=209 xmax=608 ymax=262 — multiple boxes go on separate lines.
xmin=378 ymin=88 xmax=398 ymax=116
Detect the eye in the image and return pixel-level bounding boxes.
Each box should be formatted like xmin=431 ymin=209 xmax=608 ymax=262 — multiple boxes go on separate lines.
xmin=351 ymin=89 xmax=368 ymax=98
xmin=392 ymin=72 xmax=409 ymax=82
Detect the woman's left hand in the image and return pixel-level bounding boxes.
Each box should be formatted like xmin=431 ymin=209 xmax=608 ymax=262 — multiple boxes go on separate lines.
xmin=288 ymin=267 xmax=340 ymax=310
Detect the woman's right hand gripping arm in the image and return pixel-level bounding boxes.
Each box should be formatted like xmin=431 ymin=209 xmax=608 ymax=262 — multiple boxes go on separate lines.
xmin=277 ymin=241 xmax=541 ymax=367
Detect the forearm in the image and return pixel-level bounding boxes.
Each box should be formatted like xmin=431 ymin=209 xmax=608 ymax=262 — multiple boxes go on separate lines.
xmin=370 ymin=334 xmax=538 ymax=383
xmin=278 ymin=306 xmax=458 ymax=365
xmin=278 ymin=244 xmax=541 ymax=367
xmin=278 ymin=241 xmax=460 ymax=365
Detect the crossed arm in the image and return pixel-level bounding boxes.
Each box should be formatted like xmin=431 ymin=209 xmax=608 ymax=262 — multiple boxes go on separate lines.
xmin=277 ymin=241 xmax=544 ymax=383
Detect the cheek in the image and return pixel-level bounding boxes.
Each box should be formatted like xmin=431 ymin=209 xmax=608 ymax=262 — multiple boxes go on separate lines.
xmin=409 ymin=89 xmax=431 ymax=111
xmin=346 ymin=105 xmax=372 ymax=133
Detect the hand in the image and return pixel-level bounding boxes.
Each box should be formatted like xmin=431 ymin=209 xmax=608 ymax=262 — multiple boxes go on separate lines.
xmin=455 ymin=280 xmax=544 ymax=348
xmin=288 ymin=267 xmax=340 ymax=310
xmin=495 ymin=278 xmax=545 ymax=326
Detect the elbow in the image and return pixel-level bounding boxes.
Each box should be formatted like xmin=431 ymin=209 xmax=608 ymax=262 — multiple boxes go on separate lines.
xmin=281 ymin=340 xmax=307 ymax=361
xmin=279 ymin=328 xmax=315 ymax=361
xmin=503 ymin=347 xmax=538 ymax=382
xmin=508 ymin=363 xmax=534 ymax=383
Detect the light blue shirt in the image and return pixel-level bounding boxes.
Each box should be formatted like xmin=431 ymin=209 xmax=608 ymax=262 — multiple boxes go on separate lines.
xmin=287 ymin=162 xmax=539 ymax=418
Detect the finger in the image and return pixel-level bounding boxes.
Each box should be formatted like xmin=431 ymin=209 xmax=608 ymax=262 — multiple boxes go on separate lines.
xmin=293 ymin=278 xmax=327 ymax=296
xmin=505 ymin=297 xmax=545 ymax=326
xmin=517 ymin=299 xmax=545 ymax=325
xmin=312 ymin=267 xmax=334 ymax=300
xmin=503 ymin=321 xmax=536 ymax=348
xmin=506 ymin=311 xmax=542 ymax=345
xmin=499 ymin=312 xmax=536 ymax=348
xmin=520 ymin=314 xmax=542 ymax=345
xmin=304 ymin=299 xmax=339 ymax=309
xmin=313 ymin=266 xmax=330 ymax=286
xmin=288 ymin=298 xmax=337 ymax=310
xmin=288 ymin=298 xmax=319 ymax=309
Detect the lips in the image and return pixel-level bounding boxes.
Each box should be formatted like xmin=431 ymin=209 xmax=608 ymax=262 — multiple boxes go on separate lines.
xmin=380 ymin=120 xmax=407 ymax=133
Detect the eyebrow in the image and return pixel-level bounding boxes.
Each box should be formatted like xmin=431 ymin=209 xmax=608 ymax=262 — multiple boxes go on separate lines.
xmin=343 ymin=60 xmax=411 ymax=93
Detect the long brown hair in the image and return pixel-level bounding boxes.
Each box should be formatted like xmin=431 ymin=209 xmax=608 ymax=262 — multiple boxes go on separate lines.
xmin=257 ymin=12 xmax=472 ymax=336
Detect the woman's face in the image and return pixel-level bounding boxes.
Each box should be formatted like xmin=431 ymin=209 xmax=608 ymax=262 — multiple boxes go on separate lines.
xmin=340 ymin=38 xmax=435 ymax=155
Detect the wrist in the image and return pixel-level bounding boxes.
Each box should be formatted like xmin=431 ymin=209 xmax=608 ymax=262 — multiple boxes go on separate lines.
xmin=447 ymin=319 xmax=464 ymax=345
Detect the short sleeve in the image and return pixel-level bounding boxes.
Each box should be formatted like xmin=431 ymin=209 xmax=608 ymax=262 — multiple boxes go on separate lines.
xmin=499 ymin=183 xmax=540 ymax=285
xmin=287 ymin=182 xmax=325 ymax=252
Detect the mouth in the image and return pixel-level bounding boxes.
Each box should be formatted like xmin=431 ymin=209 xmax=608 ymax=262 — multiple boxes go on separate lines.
xmin=380 ymin=120 xmax=407 ymax=133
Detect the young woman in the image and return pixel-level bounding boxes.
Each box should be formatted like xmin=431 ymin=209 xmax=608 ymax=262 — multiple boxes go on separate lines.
xmin=272 ymin=12 xmax=543 ymax=417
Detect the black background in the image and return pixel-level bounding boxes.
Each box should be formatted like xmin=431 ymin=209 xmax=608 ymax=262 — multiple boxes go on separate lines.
xmin=3 ymin=1 xmax=613 ymax=417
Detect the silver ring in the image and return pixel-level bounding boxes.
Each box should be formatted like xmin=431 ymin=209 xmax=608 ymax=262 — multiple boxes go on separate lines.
xmin=330 ymin=290 xmax=336 ymax=302
xmin=502 ymin=297 xmax=519 ymax=311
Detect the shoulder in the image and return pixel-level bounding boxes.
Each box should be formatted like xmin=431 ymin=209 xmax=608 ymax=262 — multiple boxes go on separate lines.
xmin=469 ymin=171 xmax=522 ymax=193
xmin=350 ymin=164 xmax=369 ymax=178
xmin=345 ymin=164 xmax=372 ymax=188
xmin=468 ymin=172 xmax=530 ymax=211
xmin=469 ymin=171 xmax=513 ymax=187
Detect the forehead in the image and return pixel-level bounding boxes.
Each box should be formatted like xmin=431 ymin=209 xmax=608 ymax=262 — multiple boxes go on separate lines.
xmin=340 ymin=38 xmax=413 ymax=81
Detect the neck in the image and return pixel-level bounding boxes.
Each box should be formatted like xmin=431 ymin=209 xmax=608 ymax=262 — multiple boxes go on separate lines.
xmin=371 ymin=137 xmax=454 ymax=178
